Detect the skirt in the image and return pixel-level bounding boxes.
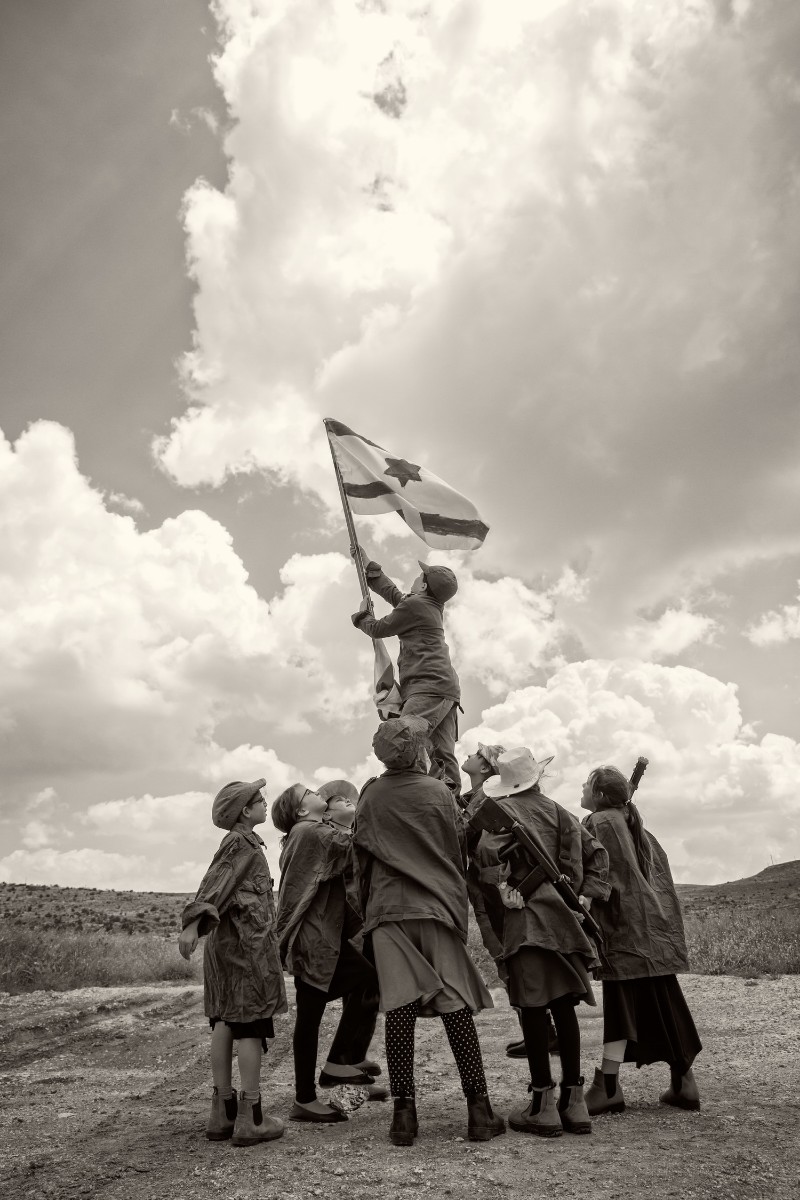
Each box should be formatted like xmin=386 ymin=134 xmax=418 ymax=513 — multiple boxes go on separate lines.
xmin=372 ymin=918 xmax=494 ymax=1016
xmin=506 ymin=946 xmax=596 ymax=1009
xmin=209 ymin=1016 xmax=275 ymax=1052
xmin=602 ymin=975 xmax=702 ymax=1074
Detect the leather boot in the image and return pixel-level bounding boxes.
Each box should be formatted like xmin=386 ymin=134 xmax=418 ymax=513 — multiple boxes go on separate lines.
xmin=508 ymin=1083 xmax=563 ymax=1137
xmin=389 ymin=1096 xmax=418 ymax=1146
xmin=206 ymin=1087 xmax=237 ymax=1140
xmin=585 ymin=1067 xmax=625 ymax=1116
xmin=660 ymin=1066 xmax=700 ymax=1112
xmin=231 ymin=1093 xmax=285 ymax=1145
xmin=558 ymin=1078 xmax=592 ymax=1134
xmin=466 ymin=1093 xmax=506 ymax=1141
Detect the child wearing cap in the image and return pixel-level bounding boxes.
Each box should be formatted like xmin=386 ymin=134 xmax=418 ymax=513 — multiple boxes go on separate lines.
xmin=273 ymin=783 xmax=384 ymax=1124
xmin=350 ymin=546 xmax=462 ymax=795
xmin=179 ymin=778 xmax=287 ymax=1146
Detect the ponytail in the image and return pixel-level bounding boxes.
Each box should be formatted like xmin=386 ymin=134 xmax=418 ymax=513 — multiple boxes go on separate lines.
xmin=589 ymin=766 xmax=654 ymax=881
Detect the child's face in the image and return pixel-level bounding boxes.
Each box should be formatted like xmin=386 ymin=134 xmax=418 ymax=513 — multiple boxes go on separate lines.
xmin=461 ymin=751 xmax=488 ymax=777
xmin=409 ymin=573 xmax=427 ymax=595
xmin=326 ymin=795 xmax=355 ymax=828
xmin=298 ymin=788 xmax=327 ymax=820
xmin=244 ymin=795 xmax=268 ymax=826
xmin=580 ymin=777 xmax=599 ymax=812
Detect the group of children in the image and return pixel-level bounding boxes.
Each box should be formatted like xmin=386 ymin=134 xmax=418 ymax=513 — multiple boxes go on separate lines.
xmin=179 ymin=553 xmax=702 ymax=1147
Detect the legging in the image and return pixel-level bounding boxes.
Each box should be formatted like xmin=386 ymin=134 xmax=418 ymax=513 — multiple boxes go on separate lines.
xmin=385 ymin=1001 xmax=487 ymax=1098
xmin=519 ymin=995 xmax=581 ymax=1088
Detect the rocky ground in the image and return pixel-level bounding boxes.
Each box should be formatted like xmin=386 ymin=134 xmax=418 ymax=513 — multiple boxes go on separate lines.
xmin=1 ymin=974 xmax=798 ymax=1200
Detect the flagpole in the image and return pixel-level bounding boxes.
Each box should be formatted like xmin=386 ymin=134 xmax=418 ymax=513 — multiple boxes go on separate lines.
xmin=323 ymin=417 xmax=373 ymax=614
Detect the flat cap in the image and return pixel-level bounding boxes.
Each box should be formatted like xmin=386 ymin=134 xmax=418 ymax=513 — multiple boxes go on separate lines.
xmin=212 ymin=778 xmax=266 ymax=830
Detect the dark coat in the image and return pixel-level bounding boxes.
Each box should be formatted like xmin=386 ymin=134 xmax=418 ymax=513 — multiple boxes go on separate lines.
xmin=352 ymin=562 xmax=460 ymax=701
xmin=354 ymin=769 xmax=469 ymax=939
xmin=460 ymin=784 xmax=504 ymax=961
xmin=182 ymin=824 xmax=287 ymax=1024
xmin=583 ymin=808 xmax=690 ymax=979
xmin=276 ymin=821 xmax=358 ymax=991
xmin=476 ymin=790 xmax=610 ymax=963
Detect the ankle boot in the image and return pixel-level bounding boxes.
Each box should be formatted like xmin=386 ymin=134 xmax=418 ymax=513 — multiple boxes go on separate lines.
xmin=508 ymin=1083 xmax=563 ymax=1137
xmin=558 ymin=1078 xmax=592 ymax=1134
xmin=231 ymin=1093 xmax=285 ymax=1146
xmin=660 ymin=1066 xmax=700 ymax=1112
xmin=466 ymin=1093 xmax=506 ymax=1141
xmin=585 ymin=1067 xmax=625 ymax=1116
xmin=206 ymin=1087 xmax=237 ymax=1140
xmin=389 ymin=1096 xmax=418 ymax=1146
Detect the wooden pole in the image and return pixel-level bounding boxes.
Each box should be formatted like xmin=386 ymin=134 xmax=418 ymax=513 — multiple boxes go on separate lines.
xmin=324 ymin=418 xmax=373 ymax=613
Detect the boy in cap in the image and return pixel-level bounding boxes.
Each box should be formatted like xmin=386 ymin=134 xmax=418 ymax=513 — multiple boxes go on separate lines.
xmin=350 ymin=547 xmax=462 ymax=796
xmin=179 ymin=779 xmax=287 ymax=1146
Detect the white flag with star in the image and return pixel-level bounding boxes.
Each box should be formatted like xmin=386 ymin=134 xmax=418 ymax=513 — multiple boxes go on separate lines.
xmin=324 ymin=418 xmax=489 ymax=551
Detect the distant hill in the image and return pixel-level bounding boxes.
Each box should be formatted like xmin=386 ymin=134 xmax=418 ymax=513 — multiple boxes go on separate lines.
xmin=2 ymin=860 xmax=799 ymax=934
xmin=677 ymin=860 xmax=800 ymax=916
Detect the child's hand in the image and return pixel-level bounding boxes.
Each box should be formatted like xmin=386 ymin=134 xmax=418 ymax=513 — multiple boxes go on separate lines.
xmin=357 ymin=596 xmax=370 ymax=613
xmin=350 ymin=544 xmax=369 ymax=567
xmin=178 ymin=925 xmax=199 ymax=960
xmin=499 ymin=882 xmax=525 ymax=909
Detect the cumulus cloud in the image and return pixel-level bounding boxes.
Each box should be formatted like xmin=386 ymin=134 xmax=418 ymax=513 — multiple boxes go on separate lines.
xmin=746 ymin=583 xmax=800 ymax=646
xmin=461 ymin=658 xmax=800 ymax=883
xmin=153 ymin=0 xmax=800 ymax=650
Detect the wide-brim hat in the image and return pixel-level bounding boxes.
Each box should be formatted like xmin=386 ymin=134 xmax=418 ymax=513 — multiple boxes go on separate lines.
xmin=212 ymin=778 xmax=266 ymax=829
xmin=318 ymin=779 xmax=359 ymax=804
xmin=482 ymin=749 xmax=553 ymax=799
xmin=418 ymin=561 xmax=458 ymax=603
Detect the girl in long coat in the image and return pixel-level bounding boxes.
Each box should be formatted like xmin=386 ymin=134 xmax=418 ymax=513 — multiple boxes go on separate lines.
xmin=580 ymin=765 xmax=702 ymax=1113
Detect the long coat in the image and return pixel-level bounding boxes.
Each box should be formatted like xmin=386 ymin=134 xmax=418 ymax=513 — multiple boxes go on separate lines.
xmin=354 ymin=769 xmax=469 ymax=938
xmin=476 ymin=789 xmax=610 ymax=964
xmin=276 ymin=821 xmax=358 ymax=991
xmin=181 ymin=824 xmax=287 ymax=1024
xmin=352 ymin=562 xmax=460 ymax=701
xmin=583 ymin=808 xmax=690 ymax=980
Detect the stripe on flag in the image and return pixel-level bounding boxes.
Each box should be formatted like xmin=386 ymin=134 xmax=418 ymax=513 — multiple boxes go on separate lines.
xmin=325 ymin=419 xmax=489 ymax=551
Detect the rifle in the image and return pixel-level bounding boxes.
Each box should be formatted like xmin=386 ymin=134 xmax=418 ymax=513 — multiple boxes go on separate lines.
xmin=629 ymin=756 xmax=648 ymax=797
xmin=467 ymin=796 xmax=604 ymax=946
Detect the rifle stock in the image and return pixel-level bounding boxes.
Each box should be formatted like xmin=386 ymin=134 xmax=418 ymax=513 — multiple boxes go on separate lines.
xmin=628 ymin=756 xmax=649 ymax=797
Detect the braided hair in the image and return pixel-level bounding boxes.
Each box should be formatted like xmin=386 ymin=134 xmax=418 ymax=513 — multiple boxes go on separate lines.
xmin=589 ymin=765 xmax=653 ymax=881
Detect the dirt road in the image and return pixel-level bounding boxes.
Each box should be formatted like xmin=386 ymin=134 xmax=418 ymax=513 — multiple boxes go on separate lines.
xmin=1 ymin=975 xmax=798 ymax=1200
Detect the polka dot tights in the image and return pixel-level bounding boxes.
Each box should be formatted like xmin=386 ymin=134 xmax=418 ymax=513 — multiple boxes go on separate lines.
xmin=385 ymin=1001 xmax=487 ymax=1098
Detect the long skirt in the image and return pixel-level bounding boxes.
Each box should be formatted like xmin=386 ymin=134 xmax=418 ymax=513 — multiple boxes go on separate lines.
xmin=506 ymin=945 xmax=596 ymax=1009
xmin=602 ymin=974 xmax=702 ymax=1074
xmin=371 ymin=918 xmax=493 ymax=1016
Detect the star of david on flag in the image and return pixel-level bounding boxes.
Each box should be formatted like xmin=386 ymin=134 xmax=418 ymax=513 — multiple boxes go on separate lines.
xmin=324 ymin=419 xmax=489 ymax=551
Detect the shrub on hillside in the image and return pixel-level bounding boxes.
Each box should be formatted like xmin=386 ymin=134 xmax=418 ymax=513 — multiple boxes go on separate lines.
xmin=685 ymin=908 xmax=800 ymax=976
xmin=0 ymin=927 xmax=201 ymax=995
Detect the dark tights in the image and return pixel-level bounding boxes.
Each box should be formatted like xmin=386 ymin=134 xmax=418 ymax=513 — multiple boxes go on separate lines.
xmin=385 ymin=1000 xmax=487 ymax=1098
xmin=519 ymin=995 xmax=581 ymax=1087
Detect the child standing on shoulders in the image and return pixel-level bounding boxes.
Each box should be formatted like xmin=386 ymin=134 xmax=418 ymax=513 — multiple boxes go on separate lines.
xmin=580 ymin=766 xmax=702 ymax=1114
xmin=179 ymin=778 xmax=286 ymax=1146
xmin=274 ymin=783 xmax=384 ymax=1124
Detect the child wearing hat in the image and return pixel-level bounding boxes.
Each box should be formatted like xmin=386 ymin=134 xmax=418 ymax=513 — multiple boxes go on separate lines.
xmin=580 ymin=765 xmax=702 ymax=1115
xmin=273 ymin=783 xmax=383 ymax=1124
xmin=179 ymin=779 xmax=287 ymax=1146
xmin=350 ymin=546 xmax=462 ymax=796
xmin=477 ymin=748 xmax=610 ymax=1138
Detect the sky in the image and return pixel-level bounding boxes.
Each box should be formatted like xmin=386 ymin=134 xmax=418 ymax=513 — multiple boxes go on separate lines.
xmin=1 ymin=0 xmax=799 ymax=891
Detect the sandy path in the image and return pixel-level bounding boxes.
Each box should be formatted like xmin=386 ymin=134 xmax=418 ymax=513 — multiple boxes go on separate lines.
xmin=1 ymin=975 xmax=798 ymax=1200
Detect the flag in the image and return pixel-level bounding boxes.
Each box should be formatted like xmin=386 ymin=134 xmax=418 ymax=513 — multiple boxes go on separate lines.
xmin=325 ymin=418 xmax=489 ymax=551
xmin=373 ymin=637 xmax=402 ymax=719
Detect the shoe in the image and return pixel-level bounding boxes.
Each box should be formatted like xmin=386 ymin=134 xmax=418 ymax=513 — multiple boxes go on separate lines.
xmin=585 ymin=1067 xmax=625 ymax=1115
xmin=289 ymin=1100 xmax=348 ymax=1123
xmin=319 ymin=1068 xmax=376 ymax=1087
xmin=660 ymin=1067 xmax=700 ymax=1112
xmin=206 ymin=1087 xmax=237 ymax=1140
xmin=389 ymin=1096 xmax=418 ymax=1146
xmin=355 ymin=1058 xmax=382 ymax=1076
xmin=508 ymin=1083 xmax=563 ymax=1137
xmin=466 ymin=1093 xmax=506 ymax=1142
xmin=505 ymin=1038 xmax=528 ymax=1059
xmin=365 ymin=1082 xmax=389 ymax=1101
xmin=231 ymin=1093 xmax=284 ymax=1145
xmin=558 ymin=1078 xmax=592 ymax=1134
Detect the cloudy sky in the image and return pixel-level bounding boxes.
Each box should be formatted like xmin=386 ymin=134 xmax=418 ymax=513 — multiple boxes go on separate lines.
xmin=2 ymin=0 xmax=799 ymax=891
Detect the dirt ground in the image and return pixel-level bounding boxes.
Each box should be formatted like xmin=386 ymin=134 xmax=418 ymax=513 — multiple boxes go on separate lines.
xmin=1 ymin=974 xmax=798 ymax=1200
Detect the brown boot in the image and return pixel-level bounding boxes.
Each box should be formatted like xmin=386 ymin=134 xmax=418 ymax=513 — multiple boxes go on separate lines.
xmin=508 ymin=1083 xmax=563 ymax=1138
xmin=389 ymin=1096 xmax=418 ymax=1146
xmin=660 ymin=1067 xmax=700 ymax=1112
xmin=206 ymin=1087 xmax=237 ymax=1140
xmin=558 ymin=1079 xmax=592 ymax=1134
xmin=585 ymin=1067 xmax=626 ymax=1116
xmin=231 ymin=1093 xmax=285 ymax=1145
xmin=467 ymin=1093 xmax=506 ymax=1141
